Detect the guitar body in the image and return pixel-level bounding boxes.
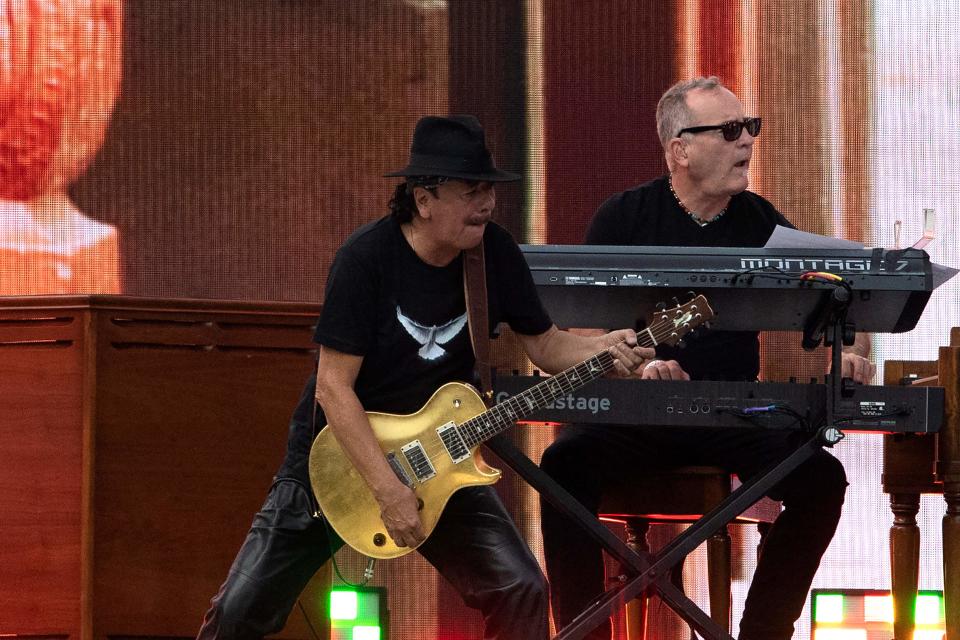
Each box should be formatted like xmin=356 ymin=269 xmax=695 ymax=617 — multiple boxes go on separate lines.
xmin=308 ymin=382 xmax=500 ymax=559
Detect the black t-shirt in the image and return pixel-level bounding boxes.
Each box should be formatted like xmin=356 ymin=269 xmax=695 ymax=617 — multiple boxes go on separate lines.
xmin=276 ymin=215 xmax=553 ymax=483
xmin=586 ymin=175 xmax=794 ymax=381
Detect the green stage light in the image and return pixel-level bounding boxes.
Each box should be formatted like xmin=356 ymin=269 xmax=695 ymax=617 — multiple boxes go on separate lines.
xmin=352 ymin=626 xmax=381 ymax=640
xmin=329 ymin=586 xmax=388 ymax=640
xmin=814 ymin=593 xmax=845 ymax=623
xmin=915 ymin=594 xmax=943 ymax=625
xmin=811 ymin=589 xmax=945 ymax=640
xmin=330 ymin=589 xmax=358 ymax=620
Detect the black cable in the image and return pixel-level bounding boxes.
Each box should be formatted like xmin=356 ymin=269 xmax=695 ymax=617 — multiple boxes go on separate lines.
xmin=716 ymin=403 xmax=809 ymax=431
xmin=294 ymin=395 xmax=378 ymax=640
xmin=729 ymin=265 xmax=805 ymax=286
xmin=729 ymin=266 xmax=855 ymax=297
xmin=319 ymin=511 xmax=377 ymax=588
xmin=296 ymin=598 xmax=322 ymax=640
xmin=310 ymin=395 xmax=376 ymax=589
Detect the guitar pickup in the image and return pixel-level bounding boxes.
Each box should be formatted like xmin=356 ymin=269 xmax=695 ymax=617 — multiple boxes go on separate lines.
xmin=437 ymin=422 xmax=471 ymax=464
xmin=401 ymin=440 xmax=436 ymax=483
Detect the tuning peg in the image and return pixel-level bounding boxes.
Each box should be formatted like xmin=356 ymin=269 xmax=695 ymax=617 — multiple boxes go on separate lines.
xmin=685 ymin=291 xmax=697 ymax=301
xmin=672 ymin=296 xmax=680 ymax=307
xmin=655 ymin=301 xmax=667 ymax=312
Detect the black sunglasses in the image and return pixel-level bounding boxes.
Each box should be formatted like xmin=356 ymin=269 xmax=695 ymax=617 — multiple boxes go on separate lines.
xmin=677 ymin=117 xmax=762 ymax=142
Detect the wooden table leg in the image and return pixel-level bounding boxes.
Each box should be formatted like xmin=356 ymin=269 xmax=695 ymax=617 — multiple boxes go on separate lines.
xmin=890 ymin=492 xmax=921 ymax=640
xmin=941 ymin=344 xmax=960 ymax=639
xmin=944 ymin=484 xmax=960 ymax=639
xmin=706 ymin=525 xmax=732 ymax=632
xmin=623 ymin=519 xmax=651 ymax=640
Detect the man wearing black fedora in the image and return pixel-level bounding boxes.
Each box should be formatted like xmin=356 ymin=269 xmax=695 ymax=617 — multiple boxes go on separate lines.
xmin=196 ymin=114 xmax=653 ymax=639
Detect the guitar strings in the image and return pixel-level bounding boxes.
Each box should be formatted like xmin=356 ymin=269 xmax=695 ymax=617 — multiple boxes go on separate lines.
xmin=418 ymin=316 xmax=696 ymax=461
xmin=409 ymin=352 xmax=617 ymax=463
xmin=408 ymin=318 xmax=694 ymax=464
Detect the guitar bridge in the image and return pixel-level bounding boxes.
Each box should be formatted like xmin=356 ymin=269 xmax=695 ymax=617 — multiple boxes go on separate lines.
xmin=437 ymin=422 xmax=471 ymax=463
xmin=386 ymin=451 xmax=413 ymax=487
xmin=401 ymin=440 xmax=436 ymax=482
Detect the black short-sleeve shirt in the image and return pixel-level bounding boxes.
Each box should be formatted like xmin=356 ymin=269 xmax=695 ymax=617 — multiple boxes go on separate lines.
xmin=586 ymin=175 xmax=794 ymax=381
xmin=277 ymin=215 xmax=553 ymax=483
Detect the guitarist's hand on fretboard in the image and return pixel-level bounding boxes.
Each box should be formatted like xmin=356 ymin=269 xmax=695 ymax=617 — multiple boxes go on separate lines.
xmin=601 ymin=328 xmax=655 ymax=377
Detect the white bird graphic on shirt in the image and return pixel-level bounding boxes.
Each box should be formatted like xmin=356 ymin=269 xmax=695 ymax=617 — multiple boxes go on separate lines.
xmin=396 ymin=306 xmax=468 ymax=361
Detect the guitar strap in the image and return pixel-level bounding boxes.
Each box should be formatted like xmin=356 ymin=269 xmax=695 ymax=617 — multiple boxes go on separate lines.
xmin=463 ymin=240 xmax=494 ymax=405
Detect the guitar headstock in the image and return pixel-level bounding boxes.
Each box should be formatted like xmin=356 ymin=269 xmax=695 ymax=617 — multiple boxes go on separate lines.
xmin=645 ymin=294 xmax=715 ymax=347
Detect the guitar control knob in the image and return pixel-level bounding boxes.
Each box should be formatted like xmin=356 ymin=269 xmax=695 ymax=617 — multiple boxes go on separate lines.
xmin=373 ymin=533 xmax=387 ymax=547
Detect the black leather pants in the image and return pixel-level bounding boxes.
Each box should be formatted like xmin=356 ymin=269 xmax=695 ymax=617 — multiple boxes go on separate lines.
xmin=540 ymin=424 xmax=847 ymax=640
xmin=197 ymin=480 xmax=549 ymax=640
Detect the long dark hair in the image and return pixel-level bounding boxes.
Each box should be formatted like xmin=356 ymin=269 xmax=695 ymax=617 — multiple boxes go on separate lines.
xmin=388 ymin=183 xmax=416 ymax=223
xmin=388 ymin=177 xmax=447 ymax=223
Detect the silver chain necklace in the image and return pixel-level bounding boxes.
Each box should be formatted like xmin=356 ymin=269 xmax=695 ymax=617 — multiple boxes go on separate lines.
xmin=668 ymin=176 xmax=726 ymax=227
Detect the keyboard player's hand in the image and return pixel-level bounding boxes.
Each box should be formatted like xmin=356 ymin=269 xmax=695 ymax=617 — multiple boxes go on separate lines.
xmin=639 ymin=359 xmax=690 ymax=381
xmin=840 ymin=351 xmax=875 ymax=384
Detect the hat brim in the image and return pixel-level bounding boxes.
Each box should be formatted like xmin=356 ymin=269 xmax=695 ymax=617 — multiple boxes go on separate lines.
xmin=384 ymin=166 xmax=521 ymax=182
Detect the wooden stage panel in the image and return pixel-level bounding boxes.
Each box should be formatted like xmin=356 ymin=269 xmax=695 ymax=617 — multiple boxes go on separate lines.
xmin=0 ymin=312 xmax=86 ymax=634
xmin=0 ymin=296 xmax=326 ymax=639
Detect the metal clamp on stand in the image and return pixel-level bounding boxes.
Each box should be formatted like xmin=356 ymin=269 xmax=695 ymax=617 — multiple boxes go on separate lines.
xmin=802 ymin=284 xmax=856 ymax=428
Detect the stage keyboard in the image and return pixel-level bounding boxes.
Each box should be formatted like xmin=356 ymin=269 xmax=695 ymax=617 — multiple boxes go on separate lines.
xmin=520 ymin=244 xmax=933 ymax=332
xmin=493 ymin=375 xmax=943 ymax=434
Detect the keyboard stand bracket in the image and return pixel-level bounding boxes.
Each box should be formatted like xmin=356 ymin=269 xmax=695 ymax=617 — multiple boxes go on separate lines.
xmin=486 ymin=425 xmax=843 ymax=640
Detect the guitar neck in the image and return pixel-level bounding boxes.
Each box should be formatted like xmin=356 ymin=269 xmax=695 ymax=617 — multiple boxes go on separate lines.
xmin=459 ymin=331 xmax=657 ymax=448
xmin=459 ymin=351 xmax=614 ymax=447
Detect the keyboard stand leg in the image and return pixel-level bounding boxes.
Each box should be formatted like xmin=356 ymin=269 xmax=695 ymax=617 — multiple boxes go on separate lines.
xmin=486 ymin=426 xmax=843 ymax=640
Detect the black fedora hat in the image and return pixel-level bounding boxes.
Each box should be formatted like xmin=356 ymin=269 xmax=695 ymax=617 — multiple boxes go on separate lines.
xmin=385 ymin=115 xmax=520 ymax=182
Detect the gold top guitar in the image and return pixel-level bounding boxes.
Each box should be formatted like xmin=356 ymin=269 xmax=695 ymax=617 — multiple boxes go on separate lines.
xmin=308 ymin=295 xmax=714 ymax=559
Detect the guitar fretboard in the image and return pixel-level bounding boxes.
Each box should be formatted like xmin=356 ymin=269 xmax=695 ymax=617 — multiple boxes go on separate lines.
xmin=458 ymin=329 xmax=661 ymax=448
xmin=458 ymin=351 xmax=614 ymax=447
xmin=457 ymin=296 xmax=700 ymax=447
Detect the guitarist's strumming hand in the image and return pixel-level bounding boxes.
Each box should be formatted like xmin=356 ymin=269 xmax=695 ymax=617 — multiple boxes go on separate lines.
xmin=375 ymin=482 xmax=426 ymax=548
xmin=314 ymin=345 xmax=429 ymax=551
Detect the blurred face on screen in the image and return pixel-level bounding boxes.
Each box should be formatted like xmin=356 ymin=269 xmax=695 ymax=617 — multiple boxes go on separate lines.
xmin=415 ymin=179 xmax=495 ymax=252
xmin=679 ymin=87 xmax=755 ymax=199
xmin=0 ymin=0 xmax=122 ymax=296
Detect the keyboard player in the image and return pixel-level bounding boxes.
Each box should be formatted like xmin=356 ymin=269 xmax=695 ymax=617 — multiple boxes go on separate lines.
xmin=539 ymin=76 xmax=875 ymax=640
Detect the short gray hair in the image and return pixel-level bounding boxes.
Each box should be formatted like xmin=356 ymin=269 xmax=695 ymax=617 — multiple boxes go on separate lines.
xmin=655 ymin=76 xmax=723 ymax=148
